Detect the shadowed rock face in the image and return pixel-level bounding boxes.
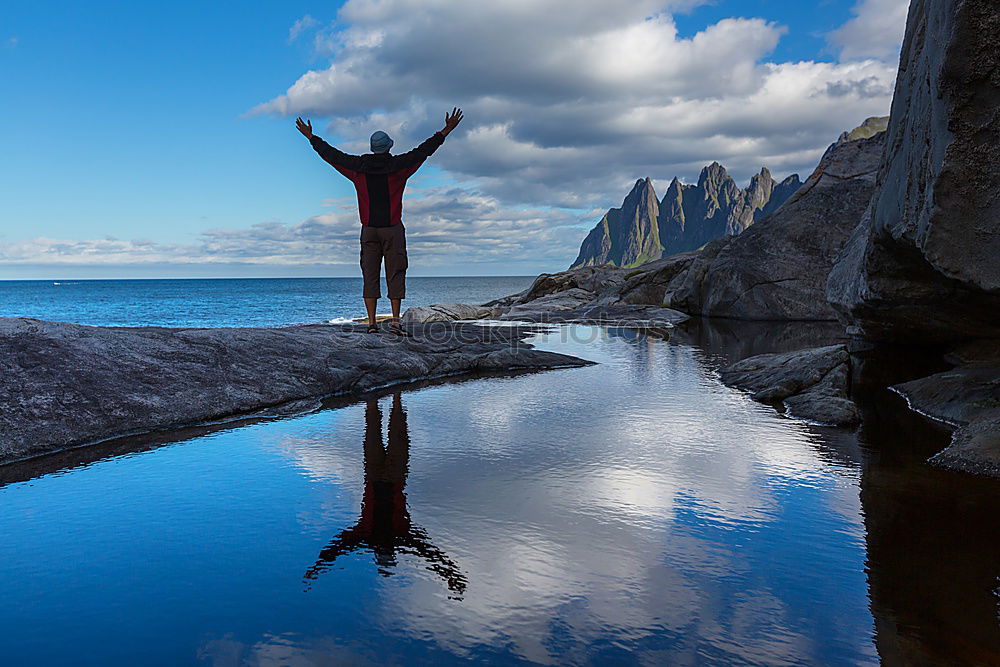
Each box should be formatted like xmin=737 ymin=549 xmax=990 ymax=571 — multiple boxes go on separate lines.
xmin=662 ymin=128 xmax=885 ymax=320
xmin=0 ymin=318 xmax=590 ymax=463
xmin=827 ymin=0 xmax=1000 ymax=343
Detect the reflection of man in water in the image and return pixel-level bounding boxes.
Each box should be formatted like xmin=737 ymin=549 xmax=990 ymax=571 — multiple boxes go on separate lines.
xmin=304 ymin=392 xmax=466 ymax=597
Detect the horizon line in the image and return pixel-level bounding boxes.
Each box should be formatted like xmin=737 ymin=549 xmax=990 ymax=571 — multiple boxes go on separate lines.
xmin=0 ymin=274 xmax=539 ymax=282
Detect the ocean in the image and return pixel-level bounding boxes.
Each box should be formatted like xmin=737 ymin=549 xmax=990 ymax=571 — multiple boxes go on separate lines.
xmin=0 ymin=276 xmax=533 ymax=328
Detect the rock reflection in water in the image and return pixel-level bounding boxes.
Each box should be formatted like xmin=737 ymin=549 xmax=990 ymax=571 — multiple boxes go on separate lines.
xmin=848 ymin=345 xmax=1000 ymax=666
xmin=304 ymin=392 xmax=467 ymax=598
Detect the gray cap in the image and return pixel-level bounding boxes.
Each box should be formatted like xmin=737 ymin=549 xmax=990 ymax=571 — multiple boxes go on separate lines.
xmin=370 ymin=131 xmax=394 ymax=154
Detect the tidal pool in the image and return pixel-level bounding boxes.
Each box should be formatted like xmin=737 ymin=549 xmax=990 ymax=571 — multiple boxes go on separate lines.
xmin=2 ymin=323 xmax=998 ymax=665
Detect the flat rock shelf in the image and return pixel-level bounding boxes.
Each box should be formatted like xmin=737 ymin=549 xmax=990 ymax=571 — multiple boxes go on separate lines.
xmin=0 ymin=318 xmax=591 ymax=463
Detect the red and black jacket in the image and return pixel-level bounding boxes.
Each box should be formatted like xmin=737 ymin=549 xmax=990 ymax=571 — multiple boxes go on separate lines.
xmin=309 ymin=132 xmax=445 ymax=227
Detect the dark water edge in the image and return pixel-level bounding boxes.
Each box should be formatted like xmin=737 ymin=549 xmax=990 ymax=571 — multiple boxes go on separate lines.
xmin=1 ymin=318 xmax=998 ymax=665
xmin=676 ymin=318 xmax=1000 ymax=665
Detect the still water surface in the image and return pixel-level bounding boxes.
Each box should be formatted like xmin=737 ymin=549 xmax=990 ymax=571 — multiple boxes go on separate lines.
xmin=1 ymin=322 xmax=998 ymax=665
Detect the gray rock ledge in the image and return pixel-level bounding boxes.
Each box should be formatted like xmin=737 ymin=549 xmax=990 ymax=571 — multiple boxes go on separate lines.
xmin=720 ymin=344 xmax=860 ymax=426
xmin=0 ymin=317 xmax=591 ymax=463
xmin=893 ymin=351 xmax=1000 ymax=477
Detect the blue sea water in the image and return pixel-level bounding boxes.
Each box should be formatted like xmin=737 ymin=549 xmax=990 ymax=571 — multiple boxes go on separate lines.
xmin=0 ymin=276 xmax=532 ymax=328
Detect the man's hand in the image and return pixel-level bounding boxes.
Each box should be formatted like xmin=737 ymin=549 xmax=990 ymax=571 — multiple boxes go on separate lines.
xmin=441 ymin=107 xmax=463 ymax=137
xmin=296 ymin=117 xmax=313 ymax=139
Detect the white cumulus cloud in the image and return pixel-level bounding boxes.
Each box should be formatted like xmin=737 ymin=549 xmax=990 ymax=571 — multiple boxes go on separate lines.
xmin=828 ymin=0 xmax=910 ymax=61
xmin=0 ymin=186 xmax=585 ymax=272
xmin=253 ymin=0 xmax=900 ymax=210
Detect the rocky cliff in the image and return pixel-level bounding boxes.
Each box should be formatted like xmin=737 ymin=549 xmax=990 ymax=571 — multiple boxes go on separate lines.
xmin=827 ymin=0 xmax=1000 ymax=343
xmin=662 ymin=125 xmax=886 ymax=320
xmin=570 ymin=164 xmax=801 ymax=269
xmin=573 ymin=178 xmax=663 ymax=268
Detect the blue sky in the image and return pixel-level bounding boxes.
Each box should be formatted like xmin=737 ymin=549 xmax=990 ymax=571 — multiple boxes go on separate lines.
xmin=0 ymin=0 xmax=908 ymax=279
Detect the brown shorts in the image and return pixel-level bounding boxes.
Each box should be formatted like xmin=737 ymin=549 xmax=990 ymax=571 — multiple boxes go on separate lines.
xmin=360 ymin=224 xmax=407 ymax=299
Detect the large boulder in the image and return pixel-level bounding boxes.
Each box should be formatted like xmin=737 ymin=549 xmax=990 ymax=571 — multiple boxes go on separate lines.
xmin=501 ymin=288 xmax=598 ymax=319
xmin=517 ymin=264 xmax=629 ymax=303
xmin=662 ymin=125 xmax=886 ymax=320
xmin=486 ymin=261 xmax=690 ymax=326
xmin=401 ymin=303 xmax=490 ymax=324
xmin=720 ymin=344 xmax=860 ymax=426
xmin=827 ymin=0 xmax=1000 ymax=342
xmin=616 ymin=251 xmax=702 ymax=305
xmin=487 ymin=264 xmax=627 ymax=317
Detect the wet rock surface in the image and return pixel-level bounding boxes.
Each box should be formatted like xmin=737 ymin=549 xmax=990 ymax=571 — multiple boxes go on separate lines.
xmin=0 ymin=317 xmax=591 ymax=463
xmin=720 ymin=344 xmax=860 ymax=426
xmin=935 ymin=418 xmax=1000 ymax=477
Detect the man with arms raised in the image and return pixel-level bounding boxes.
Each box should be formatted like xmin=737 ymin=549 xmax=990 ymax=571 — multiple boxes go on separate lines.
xmin=296 ymin=108 xmax=464 ymax=335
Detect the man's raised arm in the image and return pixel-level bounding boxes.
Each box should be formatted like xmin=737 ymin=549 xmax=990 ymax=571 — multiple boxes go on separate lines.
xmin=394 ymin=107 xmax=464 ymax=170
xmin=296 ymin=117 xmax=363 ymax=173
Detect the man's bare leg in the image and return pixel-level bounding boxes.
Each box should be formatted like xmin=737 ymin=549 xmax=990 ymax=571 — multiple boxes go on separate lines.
xmin=390 ymin=298 xmax=402 ymax=325
xmin=364 ymin=297 xmax=378 ymax=327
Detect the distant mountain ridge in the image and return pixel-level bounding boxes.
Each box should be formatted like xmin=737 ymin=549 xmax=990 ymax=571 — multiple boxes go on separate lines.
xmin=570 ymin=164 xmax=801 ymax=269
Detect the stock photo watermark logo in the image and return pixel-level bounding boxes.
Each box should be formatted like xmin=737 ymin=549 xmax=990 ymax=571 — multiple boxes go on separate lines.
xmin=326 ymin=316 xmax=676 ymax=348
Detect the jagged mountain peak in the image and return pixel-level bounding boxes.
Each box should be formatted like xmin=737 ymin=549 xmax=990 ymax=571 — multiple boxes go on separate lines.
xmin=570 ymin=120 xmax=893 ymax=270
xmin=664 ymin=176 xmax=686 ymax=197
xmin=628 ymin=176 xmax=656 ymax=193
xmin=622 ymin=177 xmax=659 ymax=209
xmin=748 ymin=167 xmax=774 ymax=186
xmin=571 ymin=161 xmax=801 ymax=269
xmin=702 ymin=161 xmax=726 ymax=175
xmin=698 ymin=162 xmax=731 ymax=189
